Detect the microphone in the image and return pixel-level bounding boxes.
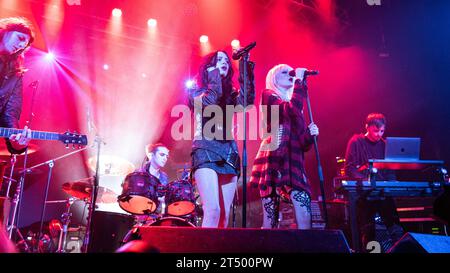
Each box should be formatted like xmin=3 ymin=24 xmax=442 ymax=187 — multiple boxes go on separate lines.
xmin=289 ymin=69 xmax=319 ymax=77
xmin=232 ymin=42 xmax=256 ymax=60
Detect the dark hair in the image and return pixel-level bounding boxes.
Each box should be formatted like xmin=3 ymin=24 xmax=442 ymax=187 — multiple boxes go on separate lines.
xmin=146 ymin=143 xmax=167 ymax=155
xmin=0 ymin=17 xmax=35 ymax=47
xmin=199 ymin=51 xmax=234 ymax=93
xmin=0 ymin=17 xmax=35 ymax=76
xmin=365 ymin=113 xmax=386 ymax=128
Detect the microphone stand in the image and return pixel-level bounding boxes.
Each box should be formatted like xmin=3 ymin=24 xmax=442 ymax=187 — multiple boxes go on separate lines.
xmin=303 ymin=78 xmax=328 ymax=228
xmin=81 ymin=112 xmax=105 ymax=253
xmin=237 ymin=53 xmax=254 ymax=228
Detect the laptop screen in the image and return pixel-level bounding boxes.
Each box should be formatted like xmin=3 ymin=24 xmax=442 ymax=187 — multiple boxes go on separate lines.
xmin=384 ymin=137 xmax=421 ymax=161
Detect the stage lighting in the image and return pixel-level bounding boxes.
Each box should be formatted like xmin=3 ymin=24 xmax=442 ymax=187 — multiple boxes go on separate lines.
xmin=185 ymin=79 xmax=196 ymax=89
xmin=231 ymin=39 xmax=240 ymax=49
xmin=66 ymin=0 xmax=81 ymax=5
xmin=45 ymin=52 xmax=55 ymax=61
xmin=199 ymin=35 xmax=209 ymax=43
xmin=103 ymin=64 xmax=109 ymax=70
xmin=112 ymin=8 xmax=122 ymax=18
xmin=147 ymin=19 xmax=157 ymax=27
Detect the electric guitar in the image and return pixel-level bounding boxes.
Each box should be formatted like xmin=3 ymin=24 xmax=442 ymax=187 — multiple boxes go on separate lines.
xmin=0 ymin=127 xmax=88 ymax=146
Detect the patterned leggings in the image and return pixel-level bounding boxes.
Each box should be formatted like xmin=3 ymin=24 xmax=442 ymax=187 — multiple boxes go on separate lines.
xmin=262 ymin=190 xmax=311 ymax=228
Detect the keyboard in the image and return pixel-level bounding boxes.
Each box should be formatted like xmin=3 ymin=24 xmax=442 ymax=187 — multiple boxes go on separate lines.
xmin=335 ymin=180 xmax=444 ymax=197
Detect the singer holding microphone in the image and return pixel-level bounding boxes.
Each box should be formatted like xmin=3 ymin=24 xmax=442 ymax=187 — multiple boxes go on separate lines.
xmin=0 ymin=17 xmax=34 ymax=154
xmin=250 ymin=64 xmax=319 ymax=229
xmin=188 ymin=50 xmax=255 ymax=227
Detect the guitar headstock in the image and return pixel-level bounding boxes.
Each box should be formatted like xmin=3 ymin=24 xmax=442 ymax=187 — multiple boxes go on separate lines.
xmin=60 ymin=132 xmax=88 ymax=147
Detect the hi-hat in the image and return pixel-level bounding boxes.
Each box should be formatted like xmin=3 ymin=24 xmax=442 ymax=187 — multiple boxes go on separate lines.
xmin=0 ymin=142 xmax=40 ymax=156
xmin=62 ymin=177 xmax=118 ymax=203
xmin=87 ymin=155 xmax=135 ymax=176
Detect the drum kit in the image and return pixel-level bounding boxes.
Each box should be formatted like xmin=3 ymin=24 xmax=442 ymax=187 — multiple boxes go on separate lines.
xmin=0 ymin=143 xmax=41 ymax=252
xmin=48 ymin=157 xmax=202 ymax=252
xmin=118 ymin=172 xmax=199 ymax=218
xmin=1 ymin=135 xmax=202 ymax=252
xmin=0 ymin=133 xmax=89 ymax=253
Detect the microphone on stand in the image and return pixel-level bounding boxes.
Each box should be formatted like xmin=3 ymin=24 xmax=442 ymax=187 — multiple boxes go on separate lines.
xmin=232 ymin=42 xmax=256 ymax=60
xmin=289 ymin=69 xmax=319 ymax=77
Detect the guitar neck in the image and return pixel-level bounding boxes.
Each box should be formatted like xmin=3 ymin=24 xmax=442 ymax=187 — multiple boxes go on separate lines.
xmin=0 ymin=127 xmax=60 ymax=141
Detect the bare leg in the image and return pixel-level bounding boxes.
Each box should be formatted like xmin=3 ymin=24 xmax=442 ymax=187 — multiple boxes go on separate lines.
xmin=194 ymin=168 xmax=220 ymax=227
xmin=291 ymin=190 xmax=311 ymax=230
xmin=261 ymin=196 xmax=280 ymax=229
xmin=218 ymin=175 xmax=237 ymax=228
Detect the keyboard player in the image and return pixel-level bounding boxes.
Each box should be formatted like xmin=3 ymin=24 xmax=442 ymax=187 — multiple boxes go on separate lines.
xmin=344 ymin=113 xmax=404 ymax=252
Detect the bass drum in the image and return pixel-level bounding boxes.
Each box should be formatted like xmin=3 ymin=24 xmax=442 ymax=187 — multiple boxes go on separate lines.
xmin=165 ymin=179 xmax=196 ymax=216
xmin=147 ymin=216 xmax=195 ymax=227
xmin=118 ymin=172 xmax=161 ymax=215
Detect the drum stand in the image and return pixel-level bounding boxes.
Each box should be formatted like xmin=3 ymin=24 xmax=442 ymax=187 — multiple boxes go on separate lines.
xmin=5 ymin=154 xmax=30 ymax=252
xmin=19 ymin=147 xmax=89 ymax=253
xmin=50 ymin=197 xmax=76 ymax=253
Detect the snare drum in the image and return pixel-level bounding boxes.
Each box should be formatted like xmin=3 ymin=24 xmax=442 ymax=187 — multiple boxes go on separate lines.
xmin=165 ymin=179 xmax=196 ymax=216
xmin=118 ymin=172 xmax=161 ymax=215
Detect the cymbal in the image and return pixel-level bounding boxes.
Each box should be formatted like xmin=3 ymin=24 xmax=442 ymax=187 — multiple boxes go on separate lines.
xmin=62 ymin=181 xmax=90 ymax=200
xmin=0 ymin=142 xmax=40 ymax=156
xmin=87 ymin=155 xmax=135 ymax=176
xmin=62 ymin=177 xmax=118 ymax=203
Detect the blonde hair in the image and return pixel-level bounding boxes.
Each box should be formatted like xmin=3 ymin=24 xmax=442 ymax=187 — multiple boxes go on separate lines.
xmin=265 ymin=64 xmax=294 ymax=102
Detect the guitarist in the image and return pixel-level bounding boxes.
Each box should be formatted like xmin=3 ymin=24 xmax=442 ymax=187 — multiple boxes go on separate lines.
xmin=0 ymin=17 xmax=34 ymax=154
xmin=0 ymin=16 xmax=35 ymax=248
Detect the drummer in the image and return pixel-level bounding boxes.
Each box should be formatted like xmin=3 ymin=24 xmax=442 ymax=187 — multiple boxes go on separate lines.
xmin=143 ymin=143 xmax=169 ymax=186
xmin=138 ymin=143 xmax=170 ymax=221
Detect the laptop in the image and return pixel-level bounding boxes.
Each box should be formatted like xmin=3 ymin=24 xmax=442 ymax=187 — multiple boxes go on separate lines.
xmin=384 ymin=137 xmax=421 ymax=161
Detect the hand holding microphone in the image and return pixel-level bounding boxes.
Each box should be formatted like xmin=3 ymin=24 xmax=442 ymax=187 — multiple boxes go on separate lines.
xmin=289 ymin=68 xmax=319 ymax=81
xmin=206 ymin=66 xmax=220 ymax=83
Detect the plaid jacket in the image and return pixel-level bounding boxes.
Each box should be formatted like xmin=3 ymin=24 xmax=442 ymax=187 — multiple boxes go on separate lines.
xmin=250 ymin=83 xmax=314 ymax=200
